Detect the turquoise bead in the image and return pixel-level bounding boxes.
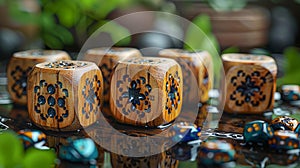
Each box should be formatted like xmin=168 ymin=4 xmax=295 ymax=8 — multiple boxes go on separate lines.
xmin=59 ymin=138 xmax=98 ymax=163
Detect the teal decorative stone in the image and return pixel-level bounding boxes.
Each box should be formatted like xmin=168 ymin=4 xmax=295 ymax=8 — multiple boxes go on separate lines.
xmin=59 ymin=138 xmax=98 ymax=163
xmin=243 ymin=120 xmax=274 ymax=144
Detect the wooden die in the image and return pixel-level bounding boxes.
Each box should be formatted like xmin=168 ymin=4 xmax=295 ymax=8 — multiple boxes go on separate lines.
xmin=7 ymin=50 xmax=70 ymax=105
xmin=27 ymin=60 xmax=103 ymax=131
xmin=82 ymin=47 xmax=141 ymax=115
xmin=159 ymin=49 xmax=213 ymax=103
xmin=222 ymin=54 xmax=277 ymax=114
xmin=110 ymin=57 xmax=183 ymax=127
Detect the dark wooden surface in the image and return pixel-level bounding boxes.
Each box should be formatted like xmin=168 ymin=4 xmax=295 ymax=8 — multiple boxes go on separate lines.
xmin=1 ymin=101 xmax=300 ymax=168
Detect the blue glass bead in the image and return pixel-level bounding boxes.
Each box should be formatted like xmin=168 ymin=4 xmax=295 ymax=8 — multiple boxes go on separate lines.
xmin=198 ymin=140 xmax=236 ymax=165
xmin=169 ymin=122 xmax=201 ymax=142
xmin=243 ymin=120 xmax=274 ymax=144
xmin=268 ymin=130 xmax=300 ymax=150
xmin=17 ymin=129 xmax=47 ymax=149
xmin=59 ymin=138 xmax=98 ymax=163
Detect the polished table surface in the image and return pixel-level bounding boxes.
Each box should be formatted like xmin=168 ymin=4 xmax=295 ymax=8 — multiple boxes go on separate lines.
xmin=1 ymin=100 xmax=300 ymax=168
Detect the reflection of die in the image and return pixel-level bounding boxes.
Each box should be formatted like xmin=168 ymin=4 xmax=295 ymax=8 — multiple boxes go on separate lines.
xmin=198 ymin=140 xmax=236 ymax=165
xmin=222 ymin=54 xmax=277 ymax=114
xmin=110 ymin=57 xmax=183 ymax=127
xmin=159 ymin=49 xmax=213 ymax=103
xmin=169 ymin=122 xmax=201 ymax=142
xmin=7 ymin=50 xmax=70 ymax=105
xmin=268 ymin=130 xmax=299 ymax=150
xmin=243 ymin=120 xmax=274 ymax=144
xmin=268 ymin=152 xmax=299 ymax=166
xmin=271 ymin=116 xmax=299 ymax=132
xmin=27 ymin=60 xmax=103 ymax=131
xmin=82 ymin=47 xmax=142 ymax=114
xmin=110 ymin=152 xmax=178 ymax=168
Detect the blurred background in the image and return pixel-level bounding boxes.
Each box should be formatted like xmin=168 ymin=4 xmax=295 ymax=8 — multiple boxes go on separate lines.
xmin=0 ymin=0 xmax=300 ymax=83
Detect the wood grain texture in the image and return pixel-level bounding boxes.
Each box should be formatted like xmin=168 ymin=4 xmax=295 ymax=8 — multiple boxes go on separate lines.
xmin=110 ymin=152 xmax=178 ymax=168
xmin=27 ymin=60 xmax=103 ymax=131
xmin=82 ymin=47 xmax=142 ymax=116
xmin=110 ymin=57 xmax=183 ymax=127
xmin=222 ymin=54 xmax=277 ymax=114
xmin=7 ymin=50 xmax=70 ymax=105
xmin=159 ymin=49 xmax=213 ymax=103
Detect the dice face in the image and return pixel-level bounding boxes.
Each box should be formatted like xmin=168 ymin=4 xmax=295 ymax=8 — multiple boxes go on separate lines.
xmin=27 ymin=60 xmax=103 ymax=131
xmin=169 ymin=122 xmax=201 ymax=142
xmin=110 ymin=57 xmax=183 ymax=127
xmin=271 ymin=116 xmax=299 ymax=132
xmin=222 ymin=54 xmax=277 ymax=114
xmin=198 ymin=140 xmax=236 ymax=165
xmin=7 ymin=50 xmax=70 ymax=105
xmin=268 ymin=130 xmax=299 ymax=150
xmin=159 ymin=49 xmax=213 ymax=103
xmin=243 ymin=120 xmax=274 ymax=143
xmin=83 ymin=47 xmax=141 ymax=108
xmin=225 ymin=65 xmax=275 ymax=113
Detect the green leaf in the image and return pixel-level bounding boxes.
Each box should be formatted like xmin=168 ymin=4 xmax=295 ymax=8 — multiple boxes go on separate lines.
xmin=56 ymin=1 xmax=79 ymax=28
xmin=115 ymin=36 xmax=131 ymax=46
xmin=51 ymin=25 xmax=74 ymax=45
xmin=222 ymin=46 xmax=240 ymax=54
xmin=277 ymin=47 xmax=300 ymax=86
xmin=284 ymin=47 xmax=300 ymax=75
xmin=22 ymin=148 xmax=56 ymax=168
xmin=190 ymin=15 xmax=211 ymax=35
xmin=7 ymin=1 xmax=39 ymax=25
xmin=93 ymin=21 xmax=131 ymax=45
xmin=184 ymin=14 xmax=219 ymax=53
xmin=79 ymin=0 xmax=97 ymax=10
xmin=249 ymin=48 xmax=271 ymax=56
xmin=40 ymin=13 xmax=57 ymax=31
xmin=42 ymin=34 xmax=64 ymax=49
xmin=0 ymin=132 xmax=24 ymax=168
